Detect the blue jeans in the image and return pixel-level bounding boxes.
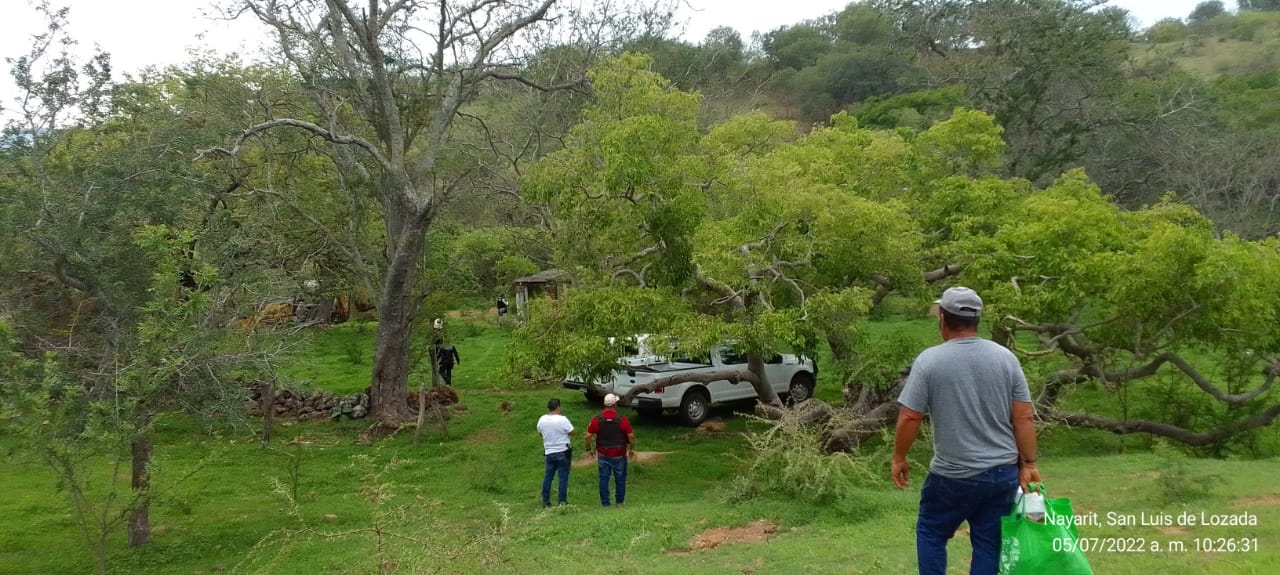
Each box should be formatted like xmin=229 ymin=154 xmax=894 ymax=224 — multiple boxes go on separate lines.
xmin=916 ymin=464 xmax=1018 ymax=575
xmin=597 ymin=455 xmax=627 ymax=506
xmin=541 ymin=450 xmax=570 ymax=506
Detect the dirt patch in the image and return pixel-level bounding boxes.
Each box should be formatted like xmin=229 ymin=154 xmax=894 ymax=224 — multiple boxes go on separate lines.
xmin=1161 ymin=526 xmax=1188 ymax=535
xmin=572 ymin=451 xmax=671 ymax=468
xmin=686 ymin=519 xmax=778 ymax=551
xmin=698 ymin=419 xmax=727 ymax=434
xmin=1232 ymin=494 xmax=1280 ymax=507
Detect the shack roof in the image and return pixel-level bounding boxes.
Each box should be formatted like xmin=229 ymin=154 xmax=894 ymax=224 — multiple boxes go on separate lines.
xmin=512 ymin=269 xmax=568 ymax=285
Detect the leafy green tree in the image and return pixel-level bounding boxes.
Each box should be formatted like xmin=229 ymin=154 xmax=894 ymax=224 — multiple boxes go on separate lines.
xmin=853 ymin=85 xmax=971 ymax=129
xmin=519 ymin=55 xmax=970 ymax=408
xmin=1239 ymin=0 xmax=1280 ymax=11
xmin=1147 ymin=18 xmax=1190 ymax=42
xmin=0 ymin=227 xmax=258 ymax=571
xmin=518 ymin=55 xmax=1280 ymax=452
xmin=965 ymin=174 xmax=1280 ymax=449
xmin=833 ymin=3 xmax=897 ymax=45
xmin=211 ymin=0 xmax=666 ymax=423
xmin=882 ymin=0 xmax=1133 ymax=182
xmin=762 ymin=4 xmax=926 ymax=122
xmin=1188 ymin=0 xmax=1227 ymax=24
xmin=763 ymin=22 xmax=833 ymax=70
xmin=1084 ymin=68 xmax=1280 ymax=239
xmin=0 ymin=7 xmax=299 ymax=558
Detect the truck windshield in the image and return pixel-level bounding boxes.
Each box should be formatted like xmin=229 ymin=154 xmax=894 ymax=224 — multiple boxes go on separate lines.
xmin=671 ymin=352 xmax=711 ymax=365
xmin=720 ymin=347 xmax=748 ymax=365
xmin=720 ymin=348 xmax=785 ymax=365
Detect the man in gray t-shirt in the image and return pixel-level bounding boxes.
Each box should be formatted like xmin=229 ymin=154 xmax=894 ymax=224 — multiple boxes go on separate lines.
xmin=892 ymin=287 xmax=1041 ymax=575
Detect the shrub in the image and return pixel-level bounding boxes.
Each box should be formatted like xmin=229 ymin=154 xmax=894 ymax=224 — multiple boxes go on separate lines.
xmin=1152 ymin=440 xmax=1223 ymax=505
xmin=494 ymin=255 xmax=539 ymax=294
xmin=1147 ymin=18 xmax=1190 ymax=43
xmin=1229 ymin=11 xmax=1273 ymax=40
xmin=340 ymin=323 xmax=370 ymax=365
xmin=733 ymin=410 xmax=883 ymax=506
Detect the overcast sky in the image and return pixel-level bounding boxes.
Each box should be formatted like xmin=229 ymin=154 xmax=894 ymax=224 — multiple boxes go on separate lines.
xmin=1 ymin=0 xmax=1210 ymax=114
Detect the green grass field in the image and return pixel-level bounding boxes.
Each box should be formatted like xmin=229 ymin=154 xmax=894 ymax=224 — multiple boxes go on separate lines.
xmin=3 ymin=318 xmax=1280 ymax=574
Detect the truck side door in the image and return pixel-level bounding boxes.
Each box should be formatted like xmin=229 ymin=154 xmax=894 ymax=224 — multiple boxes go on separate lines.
xmin=712 ymin=346 xmax=755 ymax=402
xmin=763 ymin=352 xmax=796 ymax=395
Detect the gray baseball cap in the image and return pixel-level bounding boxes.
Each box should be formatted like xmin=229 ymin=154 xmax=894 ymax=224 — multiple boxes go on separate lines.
xmin=935 ymin=287 xmax=984 ymax=318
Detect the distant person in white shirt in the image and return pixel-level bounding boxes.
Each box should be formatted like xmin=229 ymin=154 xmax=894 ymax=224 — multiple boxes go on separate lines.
xmin=536 ymin=398 xmax=575 ymax=507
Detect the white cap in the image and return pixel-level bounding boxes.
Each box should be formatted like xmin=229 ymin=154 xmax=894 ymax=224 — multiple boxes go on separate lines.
xmin=604 ymin=393 xmax=620 ymax=407
xmin=935 ymin=286 xmax=984 ymax=318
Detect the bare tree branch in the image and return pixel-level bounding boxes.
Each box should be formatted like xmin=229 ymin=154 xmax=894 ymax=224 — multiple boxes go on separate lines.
xmin=1044 ymin=404 xmax=1280 ymax=448
xmin=1082 ymin=353 xmax=1280 ymax=406
xmin=197 ymin=118 xmax=392 ymax=172
xmin=477 ymin=70 xmax=586 ymax=92
xmin=1003 ymin=316 xmax=1097 ymax=359
xmin=606 ymin=243 xmax=663 ymax=269
xmin=694 ymin=264 xmax=745 ymax=310
xmin=738 ymin=221 xmax=787 ymax=256
xmin=611 ymin=268 xmax=644 ymax=287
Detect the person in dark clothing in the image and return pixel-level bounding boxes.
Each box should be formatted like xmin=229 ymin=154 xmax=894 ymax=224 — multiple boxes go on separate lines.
xmin=584 ymin=393 xmax=636 ymax=507
xmin=496 ymin=297 xmax=509 ymax=317
xmin=436 ymin=342 xmax=460 ymax=386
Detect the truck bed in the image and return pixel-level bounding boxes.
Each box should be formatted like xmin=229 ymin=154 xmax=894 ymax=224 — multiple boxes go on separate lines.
xmin=629 ymin=361 xmax=712 ymax=374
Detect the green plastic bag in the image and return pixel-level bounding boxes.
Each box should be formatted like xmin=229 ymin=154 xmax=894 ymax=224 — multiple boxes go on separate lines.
xmin=998 ymin=484 xmax=1094 ymax=575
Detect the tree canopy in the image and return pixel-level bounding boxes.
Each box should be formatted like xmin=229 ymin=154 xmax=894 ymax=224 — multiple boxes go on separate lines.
xmin=513 ymin=54 xmax=1280 ymax=450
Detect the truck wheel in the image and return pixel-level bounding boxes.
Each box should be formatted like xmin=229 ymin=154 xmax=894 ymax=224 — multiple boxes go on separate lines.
xmin=679 ymin=389 xmax=711 ymax=426
xmin=787 ymin=373 xmax=815 ymax=404
xmin=584 ymin=388 xmax=605 ymax=405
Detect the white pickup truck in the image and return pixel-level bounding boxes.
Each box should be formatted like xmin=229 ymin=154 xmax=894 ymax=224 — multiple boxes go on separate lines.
xmin=564 ymin=340 xmax=817 ymax=426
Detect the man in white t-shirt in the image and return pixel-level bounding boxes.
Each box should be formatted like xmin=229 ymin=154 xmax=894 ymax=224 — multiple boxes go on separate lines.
xmin=536 ymin=398 xmax=575 ymax=507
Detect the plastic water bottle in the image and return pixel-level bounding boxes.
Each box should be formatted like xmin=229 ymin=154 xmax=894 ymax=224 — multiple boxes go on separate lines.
xmin=1020 ymin=485 xmax=1046 ymax=523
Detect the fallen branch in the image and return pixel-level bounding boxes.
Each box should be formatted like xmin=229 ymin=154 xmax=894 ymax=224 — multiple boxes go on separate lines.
xmin=923 ymin=263 xmax=964 ymax=282
xmin=618 ymin=367 xmax=760 ymax=407
xmin=754 ymin=398 xmax=835 ymax=426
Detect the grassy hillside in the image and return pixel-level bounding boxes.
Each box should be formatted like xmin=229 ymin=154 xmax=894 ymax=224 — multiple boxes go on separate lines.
xmin=3 ymin=319 xmax=1280 ymax=574
xmin=1138 ymin=12 xmax=1280 ymax=78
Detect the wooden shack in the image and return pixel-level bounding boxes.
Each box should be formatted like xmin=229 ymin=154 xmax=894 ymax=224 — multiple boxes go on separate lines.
xmin=512 ymin=269 xmax=569 ymax=319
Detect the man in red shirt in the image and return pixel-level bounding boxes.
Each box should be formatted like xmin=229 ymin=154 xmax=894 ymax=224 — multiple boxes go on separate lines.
xmin=585 ymin=393 xmax=636 ymax=507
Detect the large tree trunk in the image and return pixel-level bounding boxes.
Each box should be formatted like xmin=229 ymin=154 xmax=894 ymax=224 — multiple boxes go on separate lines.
xmin=127 ymin=436 xmax=152 ymax=547
xmin=370 ymin=212 xmax=428 ymax=423
xmin=747 ymin=352 xmax=782 ymax=407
